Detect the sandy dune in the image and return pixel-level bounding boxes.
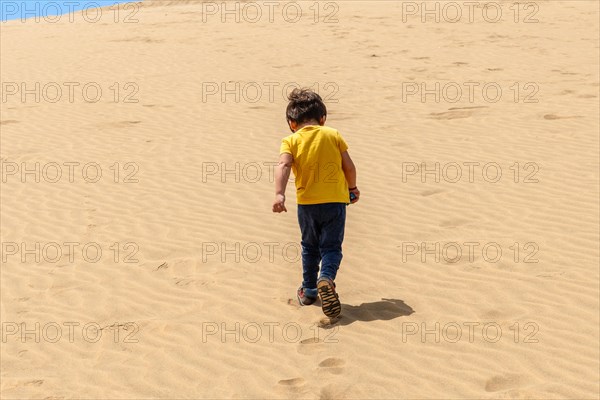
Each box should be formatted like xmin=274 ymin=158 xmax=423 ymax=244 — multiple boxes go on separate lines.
xmin=1 ymin=0 xmax=598 ymax=398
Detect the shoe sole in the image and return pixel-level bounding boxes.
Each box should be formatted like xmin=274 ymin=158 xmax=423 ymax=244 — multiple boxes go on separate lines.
xmin=317 ymin=280 xmax=341 ymax=318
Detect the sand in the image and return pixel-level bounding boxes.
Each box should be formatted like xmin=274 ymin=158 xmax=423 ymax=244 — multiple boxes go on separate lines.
xmin=1 ymin=0 xmax=599 ymax=398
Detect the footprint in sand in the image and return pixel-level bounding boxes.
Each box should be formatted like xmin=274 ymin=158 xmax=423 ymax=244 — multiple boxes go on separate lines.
xmin=448 ymin=106 xmax=488 ymax=111
xmin=142 ymin=104 xmax=173 ymax=108
xmin=98 ymin=120 xmax=142 ymax=130
xmin=420 ymin=189 xmax=445 ymax=197
xmin=173 ymin=278 xmax=194 ymax=287
xmin=485 ymin=374 xmax=525 ymax=392
xmin=0 ymin=120 xmax=19 ymax=125
xmin=297 ymin=337 xmax=324 ymax=355
xmin=480 ymin=309 xmax=507 ymax=320
xmin=536 ymin=271 xmax=565 ymax=278
xmin=318 ymin=357 xmax=346 ymax=375
xmin=319 ymin=357 xmax=345 ymax=368
xmin=300 ymin=337 xmax=320 ymax=345
xmin=286 ymin=298 xmax=301 ymax=309
xmin=154 ymin=262 xmax=168 ymax=271
xmin=543 ymin=114 xmax=584 ymax=120
xmin=439 ymin=219 xmax=470 ymax=228
xmin=278 ymin=377 xmax=305 ymax=386
xmin=110 ymin=36 xmax=163 ymax=43
xmin=551 ymin=69 xmax=578 ymax=75
xmin=318 ymin=316 xmax=341 ymax=328
xmin=428 ymin=110 xmax=472 ymax=120
xmin=319 ymin=384 xmax=346 ymax=400
xmin=277 ymin=377 xmax=307 ymax=394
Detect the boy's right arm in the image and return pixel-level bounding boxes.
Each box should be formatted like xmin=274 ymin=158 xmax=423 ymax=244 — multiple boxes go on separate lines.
xmin=341 ymin=151 xmax=360 ymax=203
xmin=273 ymin=153 xmax=293 ymax=213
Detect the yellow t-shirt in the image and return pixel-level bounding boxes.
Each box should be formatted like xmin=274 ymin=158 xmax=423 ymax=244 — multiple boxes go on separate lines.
xmin=280 ymin=125 xmax=349 ymax=205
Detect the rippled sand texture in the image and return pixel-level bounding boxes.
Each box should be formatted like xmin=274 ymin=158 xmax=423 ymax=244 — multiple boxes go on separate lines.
xmin=1 ymin=0 xmax=598 ymax=398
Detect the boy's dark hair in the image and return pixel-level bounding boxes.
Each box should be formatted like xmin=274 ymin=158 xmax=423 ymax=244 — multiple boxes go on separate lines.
xmin=286 ymin=88 xmax=327 ymax=124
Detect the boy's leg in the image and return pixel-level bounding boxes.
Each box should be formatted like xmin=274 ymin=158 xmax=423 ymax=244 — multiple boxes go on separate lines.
xmin=297 ymin=205 xmax=321 ymax=295
xmin=318 ymin=203 xmax=346 ymax=282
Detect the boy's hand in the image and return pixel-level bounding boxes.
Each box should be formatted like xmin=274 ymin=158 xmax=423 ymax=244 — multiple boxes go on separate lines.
xmin=272 ymin=194 xmax=287 ymax=213
xmin=273 ymin=153 xmax=292 ymax=213
xmin=350 ymin=187 xmax=360 ymax=204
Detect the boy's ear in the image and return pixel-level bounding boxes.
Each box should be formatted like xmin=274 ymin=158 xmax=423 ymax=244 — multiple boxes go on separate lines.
xmin=288 ymin=120 xmax=297 ymax=133
xmin=319 ymin=116 xmax=326 ymax=125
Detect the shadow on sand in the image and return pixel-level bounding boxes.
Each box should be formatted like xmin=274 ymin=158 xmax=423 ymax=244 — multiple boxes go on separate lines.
xmin=320 ymin=298 xmax=415 ymax=327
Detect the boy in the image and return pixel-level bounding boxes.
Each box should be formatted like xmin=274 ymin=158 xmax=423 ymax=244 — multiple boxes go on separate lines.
xmin=272 ymin=88 xmax=359 ymax=318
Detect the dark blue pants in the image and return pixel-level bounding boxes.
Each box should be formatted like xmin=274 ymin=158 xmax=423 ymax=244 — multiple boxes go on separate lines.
xmin=297 ymin=203 xmax=346 ymax=292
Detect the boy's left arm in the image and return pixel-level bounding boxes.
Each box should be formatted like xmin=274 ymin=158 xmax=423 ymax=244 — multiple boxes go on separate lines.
xmin=272 ymin=153 xmax=293 ymax=213
xmin=341 ymin=151 xmax=359 ymax=203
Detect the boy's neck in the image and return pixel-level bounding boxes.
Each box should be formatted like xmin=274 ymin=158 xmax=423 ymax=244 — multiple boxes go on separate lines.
xmin=295 ymin=120 xmax=322 ymax=132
